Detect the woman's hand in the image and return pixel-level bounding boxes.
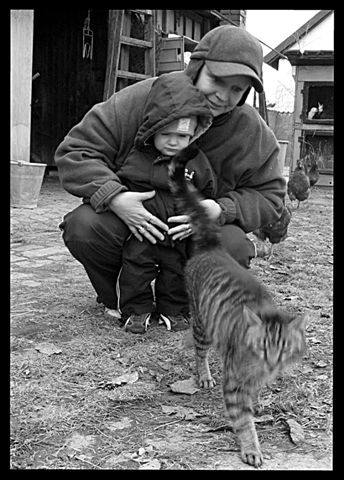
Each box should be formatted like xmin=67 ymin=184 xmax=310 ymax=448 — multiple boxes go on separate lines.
xmin=200 ymin=199 xmax=222 ymax=220
xmin=109 ymin=191 xmax=169 ymax=243
xmin=167 ymin=199 xmax=222 ymax=241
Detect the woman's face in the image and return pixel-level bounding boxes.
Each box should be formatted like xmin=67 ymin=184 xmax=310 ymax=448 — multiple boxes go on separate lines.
xmin=195 ymin=65 xmax=252 ymax=117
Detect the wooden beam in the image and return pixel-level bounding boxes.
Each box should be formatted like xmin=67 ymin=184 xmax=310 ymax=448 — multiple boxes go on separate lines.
xmin=117 ymin=70 xmax=151 ymax=81
xmin=120 ymin=35 xmax=153 ymax=48
xmin=10 ymin=10 xmax=34 ymax=162
xmin=130 ymin=9 xmax=153 ymax=16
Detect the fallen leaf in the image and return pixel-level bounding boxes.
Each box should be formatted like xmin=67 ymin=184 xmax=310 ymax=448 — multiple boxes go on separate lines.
xmin=132 ymin=445 xmax=155 ymax=459
xmin=314 ymin=361 xmax=327 ymax=368
xmin=302 ymin=366 xmax=313 ymax=374
xmin=169 ymin=378 xmax=200 ymax=395
xmin=107 ymin=417 xmax=133 ymax=431
xmin=113 ymin=371 xmax=139 ymax=385
xmin=181 ymin=330 xmax=194 ymax=349
xmin=258 ymin=398 xmax=273 ymax=408
xmin=284 ymin=236 xmax=296 ymax=242
xmin=286 ymin=419 xmax=304 ymax=444
xmin=161 ymin=405 xmax=200 ymax=420
xmin=139 ymin=459 xmax=161 ymax=470
xmin=66 ymin=432 xmax=96 ymax=450
xmin=35 ymin=342 xmax=62 ymax=356
xmin=161 ymin=405 xmax=180 ymax=415
xmin=270 ymin=266 xmax=289 ymax=275
xmin=148 ymin=370 xmax=164 ymax=382
xmin=206 ymin=423 xmax=232 ymax=433
xmin=138 ymin=447 xmax=146 ymax=456
xmin=117 ymin=358 xmax=129 ymax=366
xmin=254 ymin=414 xmax=274 ymax=424
xmin=98 ymin=371 xmax=139 ymax=389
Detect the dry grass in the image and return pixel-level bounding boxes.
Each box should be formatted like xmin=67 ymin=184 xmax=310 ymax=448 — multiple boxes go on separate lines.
xmin=10 ymin=184 xmax=333 ymax=469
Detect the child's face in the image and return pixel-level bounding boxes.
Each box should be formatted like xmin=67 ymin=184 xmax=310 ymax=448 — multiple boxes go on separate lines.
xmin=153 ymin=130 xmax=192 ymax=156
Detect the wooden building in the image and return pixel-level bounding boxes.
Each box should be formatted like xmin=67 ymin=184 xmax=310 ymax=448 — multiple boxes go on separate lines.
xmin=285 ymin=50 xmax=333 ymax=187
xmin=11 ymin=9 xmax=246 ymax=168
xmin=264 ymin=10 xmax=334 ymax=187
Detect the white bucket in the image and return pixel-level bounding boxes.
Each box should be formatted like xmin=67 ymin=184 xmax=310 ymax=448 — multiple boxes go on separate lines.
xmin=11 ymin=160 xmax=46 ymax=208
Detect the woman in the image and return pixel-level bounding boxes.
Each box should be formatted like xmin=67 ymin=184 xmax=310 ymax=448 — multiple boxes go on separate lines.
xmin=56 ymin=25 xmax=285 ymax=324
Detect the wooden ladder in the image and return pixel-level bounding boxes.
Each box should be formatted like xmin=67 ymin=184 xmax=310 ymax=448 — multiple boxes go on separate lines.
xmin=103 ymin=9 xmax=156 ymax=99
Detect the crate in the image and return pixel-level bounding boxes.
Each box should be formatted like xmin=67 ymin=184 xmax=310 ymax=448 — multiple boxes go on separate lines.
xmin=158 ymin=36 xmax=198 ymax=74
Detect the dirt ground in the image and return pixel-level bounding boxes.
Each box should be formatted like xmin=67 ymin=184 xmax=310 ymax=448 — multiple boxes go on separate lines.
xmin=10 ymin=178 xmax=333 ymax=470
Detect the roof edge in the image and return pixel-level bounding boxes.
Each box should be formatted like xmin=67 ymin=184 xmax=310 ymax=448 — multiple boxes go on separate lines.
xmin=263 ymin=10 xmax=333 ymax=69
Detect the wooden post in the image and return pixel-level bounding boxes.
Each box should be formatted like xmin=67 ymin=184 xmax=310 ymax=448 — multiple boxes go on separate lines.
xmin=103 ymin=10 xmax=125 ymax=100
xmin=144 ymin=11 xmax=156 ymax=80
xmin=10 ymin=10 xmax=34 ymax=163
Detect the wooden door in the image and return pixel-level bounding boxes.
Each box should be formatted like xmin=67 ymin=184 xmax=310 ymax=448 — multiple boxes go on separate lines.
xmin=31 ymin=9 xmax=108 ymax=165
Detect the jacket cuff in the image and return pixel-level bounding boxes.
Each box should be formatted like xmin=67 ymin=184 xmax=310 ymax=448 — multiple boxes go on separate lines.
xmin=216 ymin=198 xmax=236 ymax=225
xmin=90 ymin=181 xmax=128 ymax=213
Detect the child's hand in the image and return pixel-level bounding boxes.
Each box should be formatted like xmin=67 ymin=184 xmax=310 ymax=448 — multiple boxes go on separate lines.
xmin=167 ymin=214 xmax=192 ymax=241
xmin=167 ymin=199 xmax=221 ymax=241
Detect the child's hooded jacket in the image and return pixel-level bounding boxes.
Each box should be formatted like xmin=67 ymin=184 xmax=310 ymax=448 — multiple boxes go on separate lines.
xmin=116 ymin=73 xmax=215 ymax=228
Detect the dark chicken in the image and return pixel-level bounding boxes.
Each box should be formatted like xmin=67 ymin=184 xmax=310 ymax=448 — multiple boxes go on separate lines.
xmin=304 ymin=153 xmax=320 ymax=187
xmin=252 ymin=205 xmax=292 ymax=259
xmin=287 ymin=158 xmax=310 ymax=208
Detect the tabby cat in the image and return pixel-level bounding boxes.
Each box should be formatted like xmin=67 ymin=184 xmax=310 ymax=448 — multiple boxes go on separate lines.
xmin=169 ymin=145 xmax=307 ymax=468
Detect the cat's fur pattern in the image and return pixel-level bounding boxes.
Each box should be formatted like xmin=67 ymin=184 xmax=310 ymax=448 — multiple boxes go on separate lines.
xmin=169 ymin=145 xmax=306 ymax=468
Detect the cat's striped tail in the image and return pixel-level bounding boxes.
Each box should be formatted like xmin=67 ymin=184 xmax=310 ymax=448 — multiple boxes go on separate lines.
xmin=169 ymin=145 xmax=222 ymax=252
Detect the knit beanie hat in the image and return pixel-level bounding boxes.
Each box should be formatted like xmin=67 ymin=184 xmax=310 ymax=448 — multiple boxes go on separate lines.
xmin=190 ymin=25 xmax=263 ymax=93
xmin=159 ymin=116 xmax=197 ymax=136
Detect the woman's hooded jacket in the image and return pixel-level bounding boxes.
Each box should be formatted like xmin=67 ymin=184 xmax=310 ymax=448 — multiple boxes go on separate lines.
xmin=55 ymin=70 xmax=286 ymax=233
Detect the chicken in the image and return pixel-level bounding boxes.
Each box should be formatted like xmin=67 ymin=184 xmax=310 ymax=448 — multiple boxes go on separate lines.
xmin=304 ymin=153 xmax=320 ymax=187
xmin=287 ymin=158 xmax=310 ymax=208
xmin=252 ymin=205 xmax=292 ymax=259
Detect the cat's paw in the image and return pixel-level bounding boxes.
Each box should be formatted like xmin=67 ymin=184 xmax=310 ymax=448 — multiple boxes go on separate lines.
xmin=199 ymin=376 xmax=216 ymax=388
xmin=241 ymin=448 xmax=263 ymax=468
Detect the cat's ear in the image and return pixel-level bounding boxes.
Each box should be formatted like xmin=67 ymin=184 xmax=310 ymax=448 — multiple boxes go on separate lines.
xmin=242 ymin=305 xmax=262 ymax=326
